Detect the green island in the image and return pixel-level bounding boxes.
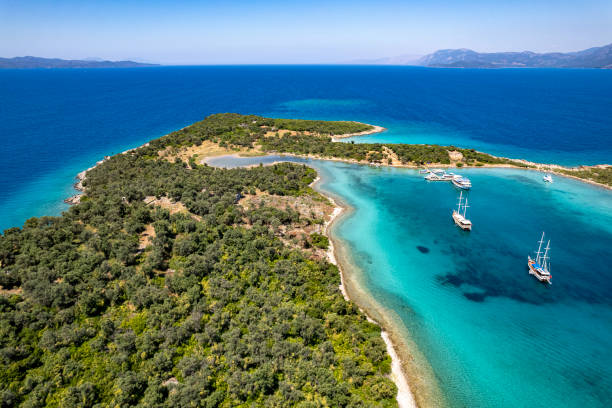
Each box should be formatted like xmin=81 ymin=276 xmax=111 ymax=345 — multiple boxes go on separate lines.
xmin=1 ymin=113 xmax=610 ymax=408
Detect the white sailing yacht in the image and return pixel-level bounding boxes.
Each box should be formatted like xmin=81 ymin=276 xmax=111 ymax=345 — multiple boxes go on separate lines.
xmin=527 ymin=232 xmax=552 ymax=284
xmin=452 ymin=191 xmax=472 ymax=230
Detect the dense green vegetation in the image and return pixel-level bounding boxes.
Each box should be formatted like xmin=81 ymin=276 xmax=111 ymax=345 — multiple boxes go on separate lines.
xmin=150 ymin=113 xmax=528 ymax=167
xmin=147 ymin=114 xmax=371 ymax=152
xmin=271 ymin=119 xmax=372 ymax=135
xmin=452 ymin=147 xmax=530 ymax=167
xmin=309 ymin=233 xmax=329 ymax=250
xmin=261 ymin=134 xmax=385 ymax=163
xmin=0 ymin=115 xmax=399 ymax=407
xmin=558 ymin=166 xmax=612 ymax=187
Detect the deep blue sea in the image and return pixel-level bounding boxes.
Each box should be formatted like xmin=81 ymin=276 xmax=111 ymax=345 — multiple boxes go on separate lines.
xmin=1 ymin=66 xmax=612 ymax=407
xmin=2 ymin=66 xmax=612 ymax=231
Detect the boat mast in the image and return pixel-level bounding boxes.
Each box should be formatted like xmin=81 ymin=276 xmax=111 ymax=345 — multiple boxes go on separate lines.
xmin=541 ymin=240 xmax=551 ymax=270
xmin=457 ymin=191 xmax=463 ymax=213
xmin=463 ymin=197 xmax=469 ymax=218
xmin=535 ymin=232 xmax=545 ymax=264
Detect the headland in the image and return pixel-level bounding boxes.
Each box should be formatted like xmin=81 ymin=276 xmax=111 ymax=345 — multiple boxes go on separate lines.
xmin=61 ymin=113 xmax=612 ymax=407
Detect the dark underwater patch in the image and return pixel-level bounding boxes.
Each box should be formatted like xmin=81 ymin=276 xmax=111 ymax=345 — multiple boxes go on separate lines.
xmin=463 ymin=292 xmax=486 ymax=302
xmin=509 ymin=175 xmax=539 ymax=185
xmin=417 ymin=246 xmax=429 ymax=253
xmin=436 ymin=264 xmax=557 ymax=305
xmin=437 ymin=273 xmax=463 ymax=287
xmin=354 ymin=250 xmax=373 ymax=265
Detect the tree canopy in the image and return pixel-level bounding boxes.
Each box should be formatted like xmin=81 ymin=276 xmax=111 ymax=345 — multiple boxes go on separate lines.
xmin=0 ymin=114 xmax=399 ymax=407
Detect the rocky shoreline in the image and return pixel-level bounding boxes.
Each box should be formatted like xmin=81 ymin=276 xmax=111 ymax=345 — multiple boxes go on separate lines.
xmin=64 ymin=143 xmax=150 ymax=205
xmin=63 ymin=158 xmax=106 ymax=204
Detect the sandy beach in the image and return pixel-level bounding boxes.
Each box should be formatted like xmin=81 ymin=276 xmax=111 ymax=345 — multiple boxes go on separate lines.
xmin=330 ymin=123 xmax=387 ymax=140
xmin=311 ymin=174 xmax=445 ymax=408
xmin=316 ymin=186 xmax=417 ymax=408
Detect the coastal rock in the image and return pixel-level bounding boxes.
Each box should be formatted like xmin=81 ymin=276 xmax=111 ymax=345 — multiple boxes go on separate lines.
xmin=448 ymin=150 xmax=464 ymax=162
xmin=64 ymin=194 xmax=82 ymax=205
xmin=67 ymin=142 xmax=152 ymax=206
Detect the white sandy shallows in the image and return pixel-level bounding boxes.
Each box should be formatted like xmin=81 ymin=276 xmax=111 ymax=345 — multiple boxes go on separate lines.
xmin=317 ymin=186 xmax=417 ymax=408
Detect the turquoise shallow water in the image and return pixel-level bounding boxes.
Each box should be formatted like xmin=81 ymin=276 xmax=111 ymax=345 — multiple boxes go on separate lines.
xmin=209 ymin=155 xmax=612 ymax=408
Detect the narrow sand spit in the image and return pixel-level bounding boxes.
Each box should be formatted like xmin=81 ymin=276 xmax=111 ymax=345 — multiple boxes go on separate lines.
xmin=331 ymin=123 xmax=387 ymax=141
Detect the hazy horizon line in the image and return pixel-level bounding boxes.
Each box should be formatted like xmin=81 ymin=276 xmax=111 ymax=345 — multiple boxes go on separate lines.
xmin=3 ymin=41 xmax=611 ymax=66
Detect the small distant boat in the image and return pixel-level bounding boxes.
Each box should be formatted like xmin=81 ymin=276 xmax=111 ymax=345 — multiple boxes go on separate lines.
xmin=452 ymin=175 xmax=472 ymax=190
xmin=543 ymin=174 xmax=553 ymax=183
xmin=419 ymin=169 xmax=430 ymax=174
xmin=452 ymin=191 xmax=472 ymax=230
xmin=527 ymin=232 xmax=552 ymax=284
xmin=425 ymin=170 xmax=455 ymax=181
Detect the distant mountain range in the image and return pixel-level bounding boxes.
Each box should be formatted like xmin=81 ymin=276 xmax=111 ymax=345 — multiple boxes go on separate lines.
xmin=0 ymin=56 xmax=158 ymax=69
xmin=356 ymin=43 xmax=612 ymax=68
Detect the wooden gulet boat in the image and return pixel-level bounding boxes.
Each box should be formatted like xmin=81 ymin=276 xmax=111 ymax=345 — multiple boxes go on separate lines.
xmin=452 ymin=191 xmax=472 ymax=231
xmin=527 ymin=232 xmax=552 ymax=284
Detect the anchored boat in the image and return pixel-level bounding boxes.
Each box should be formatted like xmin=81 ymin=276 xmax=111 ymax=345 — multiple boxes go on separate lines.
xmin=527 ymin=232 xmax=552 ymax=284
xmin=452 ymin=191 xmax=472 ymax=230
xmin=543 ymin=174 xmax=553 ymax=183
xmin=426 ymin=170 xmax=455 ymax=181
xmin=424 ymin=169 xmax=443 ymax=179
xmin=452 ymin=175 xmax=472 ymax=190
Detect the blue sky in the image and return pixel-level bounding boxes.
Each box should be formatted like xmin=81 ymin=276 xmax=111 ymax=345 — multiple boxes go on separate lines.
xmin=1 ymin=0 xmax=611 ymax=64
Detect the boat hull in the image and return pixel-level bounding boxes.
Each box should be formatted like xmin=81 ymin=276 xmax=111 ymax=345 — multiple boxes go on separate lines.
xmin=527 ymin=258 xmax=552 ymax=284
xmin=452 ymin=179 xmax=471 ymax=189
xmin=452 ymin=210 xmax=472 ymax=230
xmin=426 ymin=175 xmax=454 ymax=181
xmin=425 ymin=171 xmax=455 ymax=181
